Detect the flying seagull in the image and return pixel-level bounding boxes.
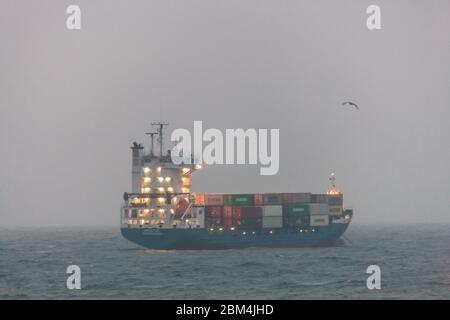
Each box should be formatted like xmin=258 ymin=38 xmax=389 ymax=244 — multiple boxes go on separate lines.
xmin=342 ymin=101 xmax=359 ymax=110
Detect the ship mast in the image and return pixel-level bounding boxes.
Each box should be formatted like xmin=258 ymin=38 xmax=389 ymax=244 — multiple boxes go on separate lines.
xmin=145 ymin=131 xmax=158 ymax=157
xmin=151 ymin=121 xmax=169 ymax=158
xmin=329 ymin=172 xmax=336 ymax=189
xmin=328 ymin=172 xmax=340 ymax=195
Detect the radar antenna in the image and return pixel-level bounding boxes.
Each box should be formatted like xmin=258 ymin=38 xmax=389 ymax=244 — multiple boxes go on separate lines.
xmin=151 ymin=121 xmax=169 ymax=158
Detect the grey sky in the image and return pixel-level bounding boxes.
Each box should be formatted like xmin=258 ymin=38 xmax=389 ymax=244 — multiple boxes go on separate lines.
xmin=0 ymin=0 xmax=449 ymax=226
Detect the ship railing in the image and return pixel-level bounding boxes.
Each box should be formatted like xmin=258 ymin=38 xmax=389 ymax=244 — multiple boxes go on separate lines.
xmin=124 ymin=191 xmax=190 ymax=201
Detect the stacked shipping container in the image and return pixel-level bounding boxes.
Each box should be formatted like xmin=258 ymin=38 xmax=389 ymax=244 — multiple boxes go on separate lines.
xmin=262 ymin=205 xmax=283 ymax=228
xmin=205 ymin=206 xmax=223 ymax=227
xmin=327 ymin=194 xmax=343 ymax=217
xmin=195 ymin=192 xmax=343 ymax=230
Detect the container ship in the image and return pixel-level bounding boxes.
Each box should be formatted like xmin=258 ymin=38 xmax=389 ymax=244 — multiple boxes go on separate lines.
xmin=120 ymin=123 xmax=353 ymax=250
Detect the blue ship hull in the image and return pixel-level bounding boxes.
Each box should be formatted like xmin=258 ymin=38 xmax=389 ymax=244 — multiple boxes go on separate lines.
xmin=120 ymin=222 xmax=350 ymax=250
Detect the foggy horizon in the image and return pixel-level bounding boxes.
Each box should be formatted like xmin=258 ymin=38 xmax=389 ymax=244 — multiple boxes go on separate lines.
xmin=1 ymin=0 xmax=449 ymax=227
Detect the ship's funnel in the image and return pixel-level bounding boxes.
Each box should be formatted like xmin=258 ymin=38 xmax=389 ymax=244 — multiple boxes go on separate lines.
xmin=131 ymin=142 xmax=143 ymax=193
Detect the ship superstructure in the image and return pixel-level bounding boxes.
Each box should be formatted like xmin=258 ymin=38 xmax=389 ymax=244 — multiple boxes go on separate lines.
xmin=122 ymin=122 xmax=203 ymax=229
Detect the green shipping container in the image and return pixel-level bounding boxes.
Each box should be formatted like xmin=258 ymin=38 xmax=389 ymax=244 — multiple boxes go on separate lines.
xmin=283 ymin=204 xmax=310 ymax=216
xmin=231 ymin=194 xmax=254 ymax=207
xmin=223 ymin=194 xmax=233 ymax=206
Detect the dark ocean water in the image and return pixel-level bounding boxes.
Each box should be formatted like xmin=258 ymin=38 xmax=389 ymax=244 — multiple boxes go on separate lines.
xmin=1 ymin=224 xmax=449 ymax=299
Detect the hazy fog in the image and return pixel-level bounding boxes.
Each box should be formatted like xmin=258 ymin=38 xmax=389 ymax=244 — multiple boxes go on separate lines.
xmin=1 ymin=0 xmax=449 ymax=226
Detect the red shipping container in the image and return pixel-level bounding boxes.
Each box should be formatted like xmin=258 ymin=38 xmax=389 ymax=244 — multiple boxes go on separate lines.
xmin=243 ymin=207 xmax=262 ymax=219
xmin=282 ymin=193 xmax=293 ymax=204
xmin=205 ymin=206 xmax=223 ymax=219
xmin=254 ymin=193 xmax=263 ymax=206
xmin=223 ymin=206 xmax=233 ymax=219
xmin=204 ymin=194 xmax=224 ymax=206
xmin=232 ymin=207 xmax=242 ymax=220
xmin=233 ymin=207 xmax=262 ymax=220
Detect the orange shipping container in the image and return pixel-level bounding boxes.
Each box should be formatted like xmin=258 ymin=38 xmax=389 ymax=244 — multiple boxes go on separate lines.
xmin=194 ymin=194 xmax=205 ymax=205
xmin=254 ymin=193 xmax=264 ymax=206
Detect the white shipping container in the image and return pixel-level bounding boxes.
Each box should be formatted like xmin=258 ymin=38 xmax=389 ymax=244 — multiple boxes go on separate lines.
xmin=309 ymin=203 xmax=329 ymax=215
xmin=262 ymin=216 xmax=283 ymax=228
xmin=263 ymin=205 xmax=283 ymax=217
xmin=329 ymin=205 xmax=342 ymax=216
xmin=310 ymin=215 xmax=329 ymax=226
